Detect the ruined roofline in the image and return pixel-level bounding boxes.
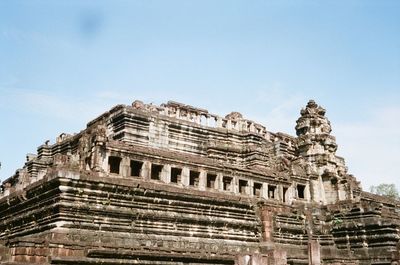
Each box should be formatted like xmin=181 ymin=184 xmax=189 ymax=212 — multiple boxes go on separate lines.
xmin=1 ymin=99 xmax=295 ymax=185
xmin=1 ymin=99 xmax=340 ymax=181
xmin=1 ymin=99 xmax=361 ymax=207
xmin=86 ymin=100 xmax=277 ymax=140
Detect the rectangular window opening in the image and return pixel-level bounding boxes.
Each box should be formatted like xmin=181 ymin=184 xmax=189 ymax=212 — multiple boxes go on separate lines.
xmin=239 ymin=179 xmax=249 ymax=195
xmin=206 ymin=173 xmax=217 ymax=189
xmin=223 ymin=176 xmax=233 ymax=192
xmin=171 ymin=167 xmax=182 ymax=183
xmin=130 ymin=160 xmax=143 ymax=177
xmin=151 ymin=164 xmax=163 ymax=180
xmin=253 ymin=182 xmax=262 ymax=197
xmin=297 ymin=184 xmax=306 ymax=199
xmin=108 ymin=156 xmax=122 ymax=174
xmin=283 ymin=187 xmax=288 ymax=203
xmin=189 ymin=171 xmax=200 ymax=187
xmin=268 ymin=185 xmax=276 ymax=199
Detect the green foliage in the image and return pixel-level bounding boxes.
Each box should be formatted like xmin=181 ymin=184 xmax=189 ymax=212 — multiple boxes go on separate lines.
xmin=332 ymin=217 xmax=343 ymax=227
xmin=369 ymin=183 xmax=399 ymax=200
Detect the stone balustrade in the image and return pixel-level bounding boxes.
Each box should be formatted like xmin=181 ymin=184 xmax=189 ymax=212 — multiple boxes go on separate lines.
xmin=132 ymin=100 xmax=271 ymax=139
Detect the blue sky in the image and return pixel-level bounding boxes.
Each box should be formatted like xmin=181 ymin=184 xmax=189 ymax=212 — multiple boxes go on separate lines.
xmin=0 ymin=0 xmax=399 ymax=191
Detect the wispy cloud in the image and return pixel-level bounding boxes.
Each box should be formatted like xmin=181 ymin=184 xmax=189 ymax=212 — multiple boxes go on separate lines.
xmin=252 ymin=83 xmax=307 ymax=133
xmin=0 ymin=88 xmax=185 ymax=124
xmin=0 ymin=88 xmax=117 ymax=124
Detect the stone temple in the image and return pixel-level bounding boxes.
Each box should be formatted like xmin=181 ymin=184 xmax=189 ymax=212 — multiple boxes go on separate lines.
xmin=0 ymin=100 xmax=399 ymax=265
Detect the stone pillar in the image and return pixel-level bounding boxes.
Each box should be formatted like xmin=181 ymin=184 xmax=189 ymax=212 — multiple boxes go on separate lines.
xmin=310 ymin=179 xmax=319 ymax=203
xmin=216 ymin=117 xmax=223 ymax=128
xmin=100 ymin=152 xmax=108 ymax=173
xmin=92 ymin=145 xmax=106 ymax=172
xmin=199 ymin=170 xmax=206 ymax=191
xmin=261 ymin=183 xmax=268 ymax=199
xmin=278 ymin=185 xmax=283 ymax=202
xmin=264 ymin=132 xmax=270 ymax=141
xmin=239 ymin=121 xmax=246 ymax=132
xmin=217 ymin=173 xmax=223 ymax=191
xmin=338 ymin=184 xmax=346 ymax=201
xmin=248 ymin=180 xmax=254 ymax=196
xmin=205 ymin=115 xmax=209 ymax=126
xmin=195 ymin=114 xmax=201 ymax=124
xmin=274 ymin=186 xmax=279 ymax=201
xmin=308 ymin=240 xmax=321 ymax=265
xmin=287 ymin=186 xmax=294 ymax=204
xmin=233 ymin=177 xmax=239 ymax=194
xmin=161 ymin=164 xmax=171 ymax=183
xmin=305 ymin=184 xmax=311 ymax=202
xmin=120 ymin=157 xmax=130 ymax=177
xmin=141 ymin=161 xmax=151 ymax=180
xmin=226 ymin=119 xmax=232 ymax=129
xmin=181 ymin=167 xmax=190 ymax=186
xmin=261 ymin=208 xmax=274 ymax=242
xmin=249 ymin=123 xmax=256 ymax=133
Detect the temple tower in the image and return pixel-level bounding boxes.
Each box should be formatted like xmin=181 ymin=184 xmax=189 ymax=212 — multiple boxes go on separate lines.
xmin=295 ymin=100 xmax=353 ymax=204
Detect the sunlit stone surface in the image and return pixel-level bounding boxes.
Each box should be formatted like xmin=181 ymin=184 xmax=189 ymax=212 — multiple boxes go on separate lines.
xmin=0 ymin=100 xmax=399 ymax=264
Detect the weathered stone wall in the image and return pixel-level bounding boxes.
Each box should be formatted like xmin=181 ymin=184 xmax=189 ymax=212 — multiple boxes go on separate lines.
xmin=0 ymin=100 xmax=398 ymax=265
xmin=1 ymin=170 xmax=262 ymax=264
